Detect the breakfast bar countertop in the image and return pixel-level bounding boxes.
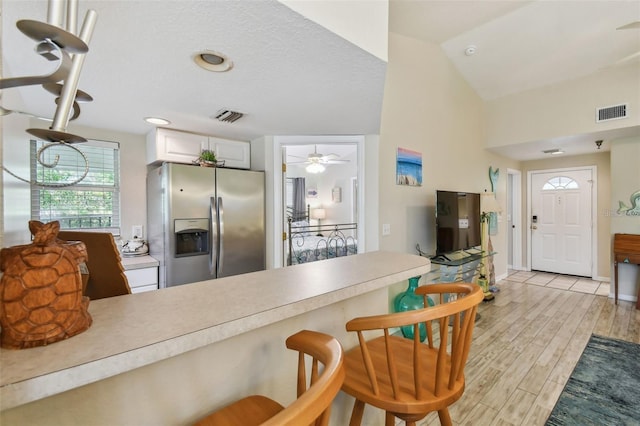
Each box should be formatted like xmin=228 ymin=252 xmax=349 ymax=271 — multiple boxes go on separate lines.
xmin=0 ymin=251 xmax=430 ymax=411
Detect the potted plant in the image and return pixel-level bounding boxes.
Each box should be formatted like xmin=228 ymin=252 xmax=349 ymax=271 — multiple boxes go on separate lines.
xmin=197 ymin=149 xmax=217 ymax=167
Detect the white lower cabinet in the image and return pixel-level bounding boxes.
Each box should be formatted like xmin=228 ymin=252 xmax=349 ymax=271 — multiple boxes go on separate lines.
xmin=121 ymin=256 xmax=159 ymax=293
xmin=125 ymin=267 xmax=158 ymax=293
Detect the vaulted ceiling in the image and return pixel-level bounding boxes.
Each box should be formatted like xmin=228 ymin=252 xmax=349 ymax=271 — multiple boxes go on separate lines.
xmin=3 ymin=1 xmax=639 ymax=160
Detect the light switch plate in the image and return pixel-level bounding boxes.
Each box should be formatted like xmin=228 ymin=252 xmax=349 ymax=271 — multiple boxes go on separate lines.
xmin=132 ymin=225 xmax=143 ymax=239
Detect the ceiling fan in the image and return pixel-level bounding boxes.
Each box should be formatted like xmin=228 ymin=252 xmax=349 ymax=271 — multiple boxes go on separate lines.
xmin=286 ymin=145 xmax=349 ymax=173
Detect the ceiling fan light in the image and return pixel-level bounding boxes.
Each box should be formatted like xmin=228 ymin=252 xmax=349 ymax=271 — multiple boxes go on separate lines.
xmin=306 ymin=163 xmax=325 ymax=174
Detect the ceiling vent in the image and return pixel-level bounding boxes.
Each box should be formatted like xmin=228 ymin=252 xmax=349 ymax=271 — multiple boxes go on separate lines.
xmin=213 ymin=109 xmax=243 ymax=123
xmin=596 ymin=103 xmax=628 ymax=123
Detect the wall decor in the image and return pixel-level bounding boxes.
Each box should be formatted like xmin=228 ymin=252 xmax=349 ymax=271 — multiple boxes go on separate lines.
xmin=332 ymin=187 xmax=342 ymax=203
xmin=488 ymin=166 xmax=499 ymax=235
xmin=307 ymin=186 xmax=318 ymax=198
xmin=396 ymin=147 xmax=422 ymax=186
xmin=617 ymin=190 xmax=640 ymax=216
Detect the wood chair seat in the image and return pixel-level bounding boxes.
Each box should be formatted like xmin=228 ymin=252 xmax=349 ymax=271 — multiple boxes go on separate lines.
xmin=194 ymin=395 xmax=284 ymax=426
xmin=194 ymin=329 xmax=345 ymax=426
xmin=342 ymin=283 xmax=483 ymax=426
xmin=343 ymin=335 xmax=464 ymax=416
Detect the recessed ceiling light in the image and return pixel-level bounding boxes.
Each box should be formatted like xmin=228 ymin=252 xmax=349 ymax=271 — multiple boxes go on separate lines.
xmin=194 ymin=50 xmax=233 ymax=72
xmin=144 ymin=117 xmax=171 ymax=125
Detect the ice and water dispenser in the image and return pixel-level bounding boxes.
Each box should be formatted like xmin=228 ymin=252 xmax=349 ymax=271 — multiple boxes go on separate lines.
xmin=174 ymin=219 xmax=209 ymax=257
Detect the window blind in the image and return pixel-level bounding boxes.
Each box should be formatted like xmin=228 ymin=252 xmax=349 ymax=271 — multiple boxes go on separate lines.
xmin=30 ymin=139 xmax=121 ymax=232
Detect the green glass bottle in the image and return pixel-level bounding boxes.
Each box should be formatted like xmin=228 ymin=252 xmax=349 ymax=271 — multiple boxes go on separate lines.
xmin=393 ymin=276 xmax=434 ymax=341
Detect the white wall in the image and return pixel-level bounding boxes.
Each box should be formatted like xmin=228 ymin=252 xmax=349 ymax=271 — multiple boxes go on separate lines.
xmin=486 ymin=63 xmax=640 ymax=149
xmin=610 ymin=137 xmax=640 ymax=301
xmin=286 ymin=150 xmax=358 ymax=226
xmin=2 ymin=114 xmax=32 ymax=246
xmin=278 ymin=0 xmax=388 ymax=62
xmin=1 ymin=118 xmax=147 ymax=244
xmin=378 ymin=33 xmax=519 ymax=276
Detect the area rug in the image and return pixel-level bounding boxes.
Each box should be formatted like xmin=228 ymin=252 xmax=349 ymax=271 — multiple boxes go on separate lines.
xmin=546 ymin=334 xmax=640 ymax=425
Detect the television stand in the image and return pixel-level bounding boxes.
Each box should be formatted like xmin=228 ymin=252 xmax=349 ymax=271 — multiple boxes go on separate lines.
xmin=426 ymin=249 xmax=494 ymax=284
xmin=431 ymin=254 xmax=452 ymax=262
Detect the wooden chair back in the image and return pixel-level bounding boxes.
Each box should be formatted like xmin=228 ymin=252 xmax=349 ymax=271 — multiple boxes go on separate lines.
xmin=343 ymin=283 xmax=483 ymax=425
xmin=195 ymin=329 xmax=344 ymax=426
xmin=58 ymin=231 xmax=131 ymax=299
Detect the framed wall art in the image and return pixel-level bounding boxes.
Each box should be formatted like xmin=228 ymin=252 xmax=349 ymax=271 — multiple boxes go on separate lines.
xmin=396 ymin=147 xmax=422 ymax=186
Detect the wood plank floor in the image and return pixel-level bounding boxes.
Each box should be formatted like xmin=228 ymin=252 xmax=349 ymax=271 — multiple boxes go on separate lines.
xmin=415 ymin=274 xmax=640 ymax=426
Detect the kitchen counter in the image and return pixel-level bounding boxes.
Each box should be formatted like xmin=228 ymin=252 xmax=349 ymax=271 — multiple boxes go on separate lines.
xmin=0 ymin=251 xmax=430 ymax=415
xmin=120 ymin=254 xmax=159 ymax=270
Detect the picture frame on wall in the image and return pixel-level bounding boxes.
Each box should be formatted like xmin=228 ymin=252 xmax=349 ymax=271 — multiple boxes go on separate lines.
xmin=396 ymin=147 xmax=422 ymax=186
xmin=332 ymin=187 xmax=342 ymax=203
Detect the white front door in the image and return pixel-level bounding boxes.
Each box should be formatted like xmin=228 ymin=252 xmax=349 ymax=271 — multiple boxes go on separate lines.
xmin=530 ymin=168 xmax=593 ymax=276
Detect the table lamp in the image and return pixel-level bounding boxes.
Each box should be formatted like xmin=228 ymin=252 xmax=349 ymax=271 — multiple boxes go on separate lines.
xmin=311 ymin=208 xmax=326 ymax=236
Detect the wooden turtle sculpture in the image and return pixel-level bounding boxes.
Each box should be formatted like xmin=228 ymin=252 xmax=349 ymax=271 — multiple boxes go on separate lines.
xmin=0 ymin=221 xmax=92 ymax=349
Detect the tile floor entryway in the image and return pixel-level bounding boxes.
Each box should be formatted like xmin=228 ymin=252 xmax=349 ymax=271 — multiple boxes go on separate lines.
xmin=506 ymin=270 xmax=610 ymax=297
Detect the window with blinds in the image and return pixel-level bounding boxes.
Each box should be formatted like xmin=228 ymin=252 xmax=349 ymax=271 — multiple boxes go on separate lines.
xmin=30 ymin=139 xmax=121 ymax=232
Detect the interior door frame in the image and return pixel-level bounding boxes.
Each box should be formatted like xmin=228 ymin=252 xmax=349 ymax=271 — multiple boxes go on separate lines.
xmin=526 ymin=165 xmax=597 ymax=278
xmin=273 ymin=135 xmax=366 ymax=268
xmin=507 ymin=168 xmax=522 ymax=271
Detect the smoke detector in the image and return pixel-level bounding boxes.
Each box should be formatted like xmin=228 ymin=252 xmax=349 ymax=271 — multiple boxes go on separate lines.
xmin=464 ymin=45 xmax=477 ymax=56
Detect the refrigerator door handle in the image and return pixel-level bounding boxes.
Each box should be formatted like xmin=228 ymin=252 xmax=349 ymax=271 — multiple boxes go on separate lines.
xmin=210 ymin=196 xmax=218 ymax=276
xmin=217 ymin=196 xmax=224 ymax=276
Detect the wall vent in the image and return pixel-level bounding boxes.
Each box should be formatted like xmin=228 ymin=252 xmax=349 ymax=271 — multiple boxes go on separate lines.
xmin=596 ymin=103 xmax=628 ymax=122
xmin=213 ymin=109 xmax=243 ymax=123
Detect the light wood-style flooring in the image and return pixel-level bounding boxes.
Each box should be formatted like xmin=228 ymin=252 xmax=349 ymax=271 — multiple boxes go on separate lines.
xmin=417 ymin=273 xmax=640 ymax=426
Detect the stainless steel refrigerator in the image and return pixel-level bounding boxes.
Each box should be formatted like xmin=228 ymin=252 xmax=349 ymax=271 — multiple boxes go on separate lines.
xmin=147 ymin=162 xmax=265 ymax=288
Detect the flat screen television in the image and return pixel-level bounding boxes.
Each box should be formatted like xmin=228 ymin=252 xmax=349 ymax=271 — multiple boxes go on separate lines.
xmin=435 ymin=190 xmax=481 ymax=255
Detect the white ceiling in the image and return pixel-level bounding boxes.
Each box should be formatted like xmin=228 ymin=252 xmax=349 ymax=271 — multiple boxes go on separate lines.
xmin=392 ymin=0 xmax=640 ymax=100
xmin=2 ymin=0 xmax=386 ymax=141
xmin=3 ymin=0 xmax=640 ymax=161
xmin=389 ymin=0 xmax=640 ymax=160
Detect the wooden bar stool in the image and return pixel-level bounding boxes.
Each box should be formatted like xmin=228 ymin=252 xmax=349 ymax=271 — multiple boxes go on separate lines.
xmin=194 ymin=330 xmax=344 ymax=426
xmin=341 ymin=283 xmax=483 ymax=426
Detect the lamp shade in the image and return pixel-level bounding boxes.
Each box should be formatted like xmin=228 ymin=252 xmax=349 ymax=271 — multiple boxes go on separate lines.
xmin=311 ymin=208 xmax=326 ymax=220
xmin=481 ymin=192 xmax=501 ymax=214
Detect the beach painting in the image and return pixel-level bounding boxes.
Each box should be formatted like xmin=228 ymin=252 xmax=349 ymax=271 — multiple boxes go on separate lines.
xmin=396 ymin=147 xmax=422 ymax=186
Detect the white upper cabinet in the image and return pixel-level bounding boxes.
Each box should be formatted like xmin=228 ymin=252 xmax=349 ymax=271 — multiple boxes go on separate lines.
xmin=147 ymin=128 xmax=250 ymax=169
xmin=208 ymin=136 xmax=251 ymax=169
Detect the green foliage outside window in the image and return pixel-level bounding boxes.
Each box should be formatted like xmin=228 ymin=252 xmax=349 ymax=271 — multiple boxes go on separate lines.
xmin=31 ymin=140 xmax=120 ymax=230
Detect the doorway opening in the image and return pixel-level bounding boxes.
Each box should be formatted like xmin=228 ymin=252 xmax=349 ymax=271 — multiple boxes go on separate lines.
xmin=275 ymin=136 xmax=365 ymax=268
